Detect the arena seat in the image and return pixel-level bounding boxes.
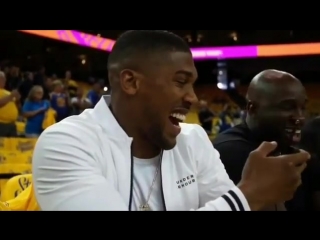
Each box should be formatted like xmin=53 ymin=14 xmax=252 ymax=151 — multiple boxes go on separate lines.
xmin=0 ymin=139 xmax=34 ymax=197
xmin=0 ymin=150 xmax=33 ymax=180
xmin=0 ymin=138 xmax=37 ymax=152
xmin=1 ymin=174 xmax=32 ymax=202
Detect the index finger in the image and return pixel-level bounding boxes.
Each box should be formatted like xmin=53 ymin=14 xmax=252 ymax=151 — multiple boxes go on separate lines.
xmin=255 ymin=141 xmax=277 ymax=156
xmin=279 ymin=151 xmax=310 ymax=165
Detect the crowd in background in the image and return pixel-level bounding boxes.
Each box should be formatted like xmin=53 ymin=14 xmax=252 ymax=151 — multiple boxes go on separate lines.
xmin=197 ymin=98 xmax=244 ymax=137
xmin=0 ymin=65 xmax=104 ymax=138
xmin=0 ymin=64 xmax=244 ymax=140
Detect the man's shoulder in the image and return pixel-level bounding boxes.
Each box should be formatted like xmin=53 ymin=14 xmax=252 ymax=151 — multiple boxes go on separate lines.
xmin=304 ymin=117 xmax=320 ymax=130
xmin=213 ymin=124 xmax=251 ymax=146
xmin=179 ymin=123 xmax=207 ymax=140
xmin=178 ymin=123 xmax=250 ymax=150
xmin=212 ymin=125 xmax=255 ymax=183
xmin=175 ymin=123 xmax=211 ymax=152
xmin=41 ymin=110 xmax=102 ymax=144
xmin=213 ymin=124 xmax=255 ymax=162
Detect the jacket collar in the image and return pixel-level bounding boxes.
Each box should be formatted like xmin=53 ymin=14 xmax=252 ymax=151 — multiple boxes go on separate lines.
xmin=92 ymin=95 xmax=132 ymax=143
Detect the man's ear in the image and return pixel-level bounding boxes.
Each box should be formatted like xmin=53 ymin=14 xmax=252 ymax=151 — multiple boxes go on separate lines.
xmin=246 ymin=100 xmax=256 ymax=115
xmin=119 ymin=69 xmax=141 ymax=95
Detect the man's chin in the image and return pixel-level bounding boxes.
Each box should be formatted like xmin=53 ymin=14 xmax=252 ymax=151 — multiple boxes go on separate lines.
xmin=283 ymin=134 xmax=300 ymax=148
xmin=292 ymin=134 xmax=301 ymax=145
xmin=160 ymin=137 xmax=177 ymax=150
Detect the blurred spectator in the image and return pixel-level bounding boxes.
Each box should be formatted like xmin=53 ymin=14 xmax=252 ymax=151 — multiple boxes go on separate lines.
xmin=198 ymin=100 xmax=215 ymax=135
xmin=22 ymin=86 xmax=49 ymax=138
xmin=19 ymin=72 xmax=34 ymax=104
xmin=51 ymin=74 xmax=57 ymax=81
xmin=2 ymin=66 xmax=9 ymax=77
xmin=240 ymin=109 xmax=246 ymax=122
xmin=50 ymin=80 xmax=69 ymax=122
xmin=224 ymin=79 xmax=247 ymax=110
xmin=5 ymin=66 xmax=21 ymax=91
xmin=232 ymin=106 xmax=243 ymax=125
xmin=63 ymin=70 xmax=78 ymax=98
xmin=0 ymin=71 xmax=20 ymax=137
xmin=71 ymin=88 xmax=92 ymax=115
xmin=218 ymin=104 xmax=234 ymax=133
xmin=42 ymin=77 xmax=52 ymax=101
xmin=33 ymin=66 xmax=46 ymax=86
xmin=87 ymin=81 xmax=102 ymax=107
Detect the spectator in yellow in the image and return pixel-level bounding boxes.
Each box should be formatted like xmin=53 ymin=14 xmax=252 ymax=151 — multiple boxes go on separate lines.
xmin=0 ymin=71 xmax=20 ymax=137
xmin=63 ymin=70 xmax=78 ymax=98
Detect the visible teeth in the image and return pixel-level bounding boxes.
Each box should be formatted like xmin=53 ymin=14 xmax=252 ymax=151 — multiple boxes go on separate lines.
xmin=285 ymin=129 xmax=301 ymax=134
xmin=170 ymin=113 xmax=186 ymax=122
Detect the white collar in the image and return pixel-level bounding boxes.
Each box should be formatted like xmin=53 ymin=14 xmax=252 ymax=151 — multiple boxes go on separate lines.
xmin=91 ymin=95 xmax=132 ymax=143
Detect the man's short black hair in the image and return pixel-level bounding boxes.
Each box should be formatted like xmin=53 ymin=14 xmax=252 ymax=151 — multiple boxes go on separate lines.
xmin=107 ymin=30 xmax=191 ymax=71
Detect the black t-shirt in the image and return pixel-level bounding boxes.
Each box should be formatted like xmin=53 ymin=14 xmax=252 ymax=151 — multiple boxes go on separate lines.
xmin=300 ymin=117 xmax=320 ymax=158
xmin=213 ymin=123 xmax=320 ymax=211
xmin=198 ymin=110 xmax=214 ymax=132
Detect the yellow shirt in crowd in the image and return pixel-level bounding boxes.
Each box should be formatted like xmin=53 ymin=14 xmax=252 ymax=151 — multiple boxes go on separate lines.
xmin=0 ymin=89 xmax=18 ymax=123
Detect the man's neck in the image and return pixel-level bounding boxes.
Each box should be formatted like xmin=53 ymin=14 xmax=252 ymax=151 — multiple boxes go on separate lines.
xmin=110 ymin=103 xmax=161 ymax=159
xmin=131 ymin=140 xmax=161 ymax=159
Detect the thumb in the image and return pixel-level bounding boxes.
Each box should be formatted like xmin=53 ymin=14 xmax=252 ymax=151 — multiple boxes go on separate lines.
xmin=255 ymin=141 xmax=277 ymax=156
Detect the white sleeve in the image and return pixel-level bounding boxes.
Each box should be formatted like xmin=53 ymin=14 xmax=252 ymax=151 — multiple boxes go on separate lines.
xmin=32 ymin=124 xmax=128 ymax=211
xmin=192 ymin=125 xmax=250 ymax=211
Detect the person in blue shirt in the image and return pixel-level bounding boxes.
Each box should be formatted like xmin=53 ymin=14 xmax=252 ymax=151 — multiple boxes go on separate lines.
xmin=86 ymin=82 xmax=102 ymax=107
xmin=218 ymin=104 xmax=234 ymax=133
xmin=22 ymin=85 xmax=50 ymax=137
xmin=50 ymin=80 xmax=69 ymax=122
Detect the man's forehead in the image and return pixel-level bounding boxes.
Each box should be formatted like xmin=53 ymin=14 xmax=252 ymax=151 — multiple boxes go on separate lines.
xmin=168 ymin=51 xmax=197 ymax=77
xmin=272 ymin=80 xmax=305 ymax=94
xmin=263 ymin=82 xmax=306 ymax=102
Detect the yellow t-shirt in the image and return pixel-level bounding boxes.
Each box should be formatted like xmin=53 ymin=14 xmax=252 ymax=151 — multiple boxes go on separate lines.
xmin=0 ymin=89 xmax=18 ymax=123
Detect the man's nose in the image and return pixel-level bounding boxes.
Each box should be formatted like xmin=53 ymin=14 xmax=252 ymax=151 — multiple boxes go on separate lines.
xmin=296 ymin=108 xmax=305 ymax=119
xmin=293 ymin=109 xmax=305 ymax=126
xmin=296 ymin=108 xmax=304 ymax=117
xmin=184 ymin=88 xmax=198 ymax=105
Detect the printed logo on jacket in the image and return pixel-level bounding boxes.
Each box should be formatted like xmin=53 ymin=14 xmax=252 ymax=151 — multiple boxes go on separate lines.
xmin=176 ymin=175 xmax=196 ymax=189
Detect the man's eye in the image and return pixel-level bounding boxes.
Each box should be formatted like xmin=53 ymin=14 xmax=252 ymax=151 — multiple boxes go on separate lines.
xmin=279 ymin=103 xmax=295 ymax=110
xmin=176 ymin=80 xmax=187 ymax=85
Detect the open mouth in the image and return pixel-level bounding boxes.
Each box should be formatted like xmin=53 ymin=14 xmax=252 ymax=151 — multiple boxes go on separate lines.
xmin=169 ymin=113 xmax=186 ymax=127
xmin=285 ymin=128 xmax=301 ymax=143
xmin=167 ymin=108 xmax=189 ymax=136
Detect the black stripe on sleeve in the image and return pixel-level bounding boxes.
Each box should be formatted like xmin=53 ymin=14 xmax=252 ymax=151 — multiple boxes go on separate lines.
xmin=221 ymin=194 xmax=237 ymax=211
xmin=228 ymin=190 xmax=245 ymax=211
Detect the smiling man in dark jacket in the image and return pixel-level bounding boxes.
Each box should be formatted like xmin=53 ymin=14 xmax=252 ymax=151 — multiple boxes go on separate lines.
xmin=213 ymin=69 xmax=320 ymax=211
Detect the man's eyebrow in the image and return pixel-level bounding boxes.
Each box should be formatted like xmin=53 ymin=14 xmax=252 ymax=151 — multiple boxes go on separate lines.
xmin=175 ymin=70 xmax=193 ymax=77
xmin=278 ymin=98 xmax=308 ymax=104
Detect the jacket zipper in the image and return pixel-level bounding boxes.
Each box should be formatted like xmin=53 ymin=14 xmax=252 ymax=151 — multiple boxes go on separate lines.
xmin=128 ymin=144 xmax=134 ymax=211
xmin=159 ymin=153 xmax=167 ymax=211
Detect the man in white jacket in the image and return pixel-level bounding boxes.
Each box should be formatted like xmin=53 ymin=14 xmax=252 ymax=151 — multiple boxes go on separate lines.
xmin=32 ymin=30 xmax=309 ymax=211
